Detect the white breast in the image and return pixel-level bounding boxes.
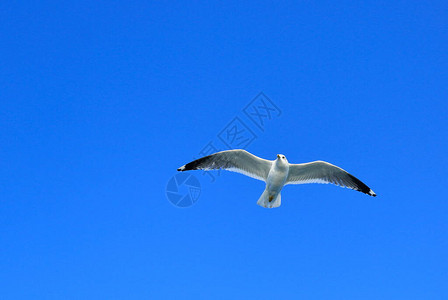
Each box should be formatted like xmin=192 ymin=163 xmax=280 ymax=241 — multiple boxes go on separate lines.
xmin=266 ymin=161 xmax=289 ymax=192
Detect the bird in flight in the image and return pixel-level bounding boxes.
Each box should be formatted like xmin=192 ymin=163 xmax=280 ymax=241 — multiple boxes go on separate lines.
xmin=177 ymin=149 xmax=376 ymax=208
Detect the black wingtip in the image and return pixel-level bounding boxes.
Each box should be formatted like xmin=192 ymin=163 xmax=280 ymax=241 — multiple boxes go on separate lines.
xmin=177 ymin=155 xmax=214 ymax=173
xmin=367 ymin=188 xmax=377 ymax=197
xmin=347 ymin=174 xmax=376 ymax=197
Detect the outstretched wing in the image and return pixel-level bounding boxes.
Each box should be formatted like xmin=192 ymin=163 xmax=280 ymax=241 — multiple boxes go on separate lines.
xmin=177 ymin=149 xmax=272 ymax=182
xmin=286 ymin=161 xmax=376 ymax=196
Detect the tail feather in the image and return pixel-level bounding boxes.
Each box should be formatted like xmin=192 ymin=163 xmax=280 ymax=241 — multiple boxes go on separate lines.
xmin=257 ymin=189 xmax=281 ymax=208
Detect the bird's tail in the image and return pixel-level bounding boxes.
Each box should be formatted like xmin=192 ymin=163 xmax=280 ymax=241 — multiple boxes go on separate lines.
xmin=257 ymin=189 xmax=281 ymax=208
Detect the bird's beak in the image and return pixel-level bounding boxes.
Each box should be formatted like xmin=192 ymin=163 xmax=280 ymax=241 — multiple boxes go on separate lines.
xmin=277 ymin=154 xmax=280 ymax=158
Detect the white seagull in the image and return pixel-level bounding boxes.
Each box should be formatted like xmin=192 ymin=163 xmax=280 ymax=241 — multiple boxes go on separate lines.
xmin=177 ymin=149 xmax=376 ymax=208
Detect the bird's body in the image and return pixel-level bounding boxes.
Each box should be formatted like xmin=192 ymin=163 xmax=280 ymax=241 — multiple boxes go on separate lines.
xmin=259 ymin=155 xmax=289 ymax=208
xmin=177 ymin=149 xmax=376 ymax=208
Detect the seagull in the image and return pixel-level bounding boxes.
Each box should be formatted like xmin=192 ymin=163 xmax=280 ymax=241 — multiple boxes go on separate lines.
xmin=177 ymin=149 xmax=376 ymax=208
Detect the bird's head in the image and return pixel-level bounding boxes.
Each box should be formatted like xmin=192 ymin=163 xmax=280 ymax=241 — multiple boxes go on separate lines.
xmin=276 ymin=154 xmax=288 ymax=163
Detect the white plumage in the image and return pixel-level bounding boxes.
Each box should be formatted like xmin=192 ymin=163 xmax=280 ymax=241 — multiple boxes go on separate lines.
xmin=177 ymin=149 xmax=376 ymax=208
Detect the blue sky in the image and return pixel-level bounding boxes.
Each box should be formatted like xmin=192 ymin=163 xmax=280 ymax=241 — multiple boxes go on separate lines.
xmin=1 ymin=1 xmax=447 ymax=299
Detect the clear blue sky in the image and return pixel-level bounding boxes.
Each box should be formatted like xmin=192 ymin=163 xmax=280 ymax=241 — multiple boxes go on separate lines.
xmin=1 ymin=1 xmax=447 ymax=299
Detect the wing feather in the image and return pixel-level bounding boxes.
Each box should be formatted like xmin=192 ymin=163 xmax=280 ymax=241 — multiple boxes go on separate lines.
xmin=286 ymin=161 xmax=376 ymax=196
xmin=177 ymin=149 xmax=272 ymax=182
